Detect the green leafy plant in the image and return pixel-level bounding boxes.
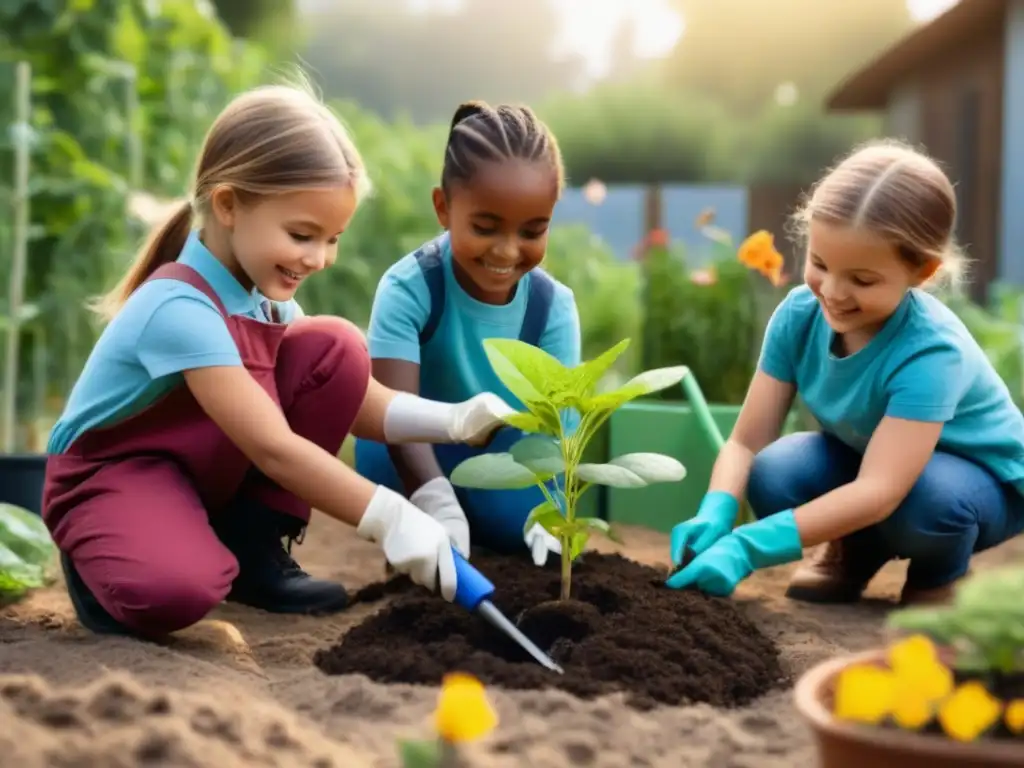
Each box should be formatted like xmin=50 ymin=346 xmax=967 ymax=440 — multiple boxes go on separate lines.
xmin=887 ymin=565 xmax=1024 ymax=676
xmin=450 ymin=338 xmax=688 ymax=600
xmin=0 ymin=502 xmax=56 ymax=605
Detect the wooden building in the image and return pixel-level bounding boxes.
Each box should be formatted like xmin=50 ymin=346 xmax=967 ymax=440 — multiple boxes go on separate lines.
xmin=826 ymin=0 xmax=1024 ymax=302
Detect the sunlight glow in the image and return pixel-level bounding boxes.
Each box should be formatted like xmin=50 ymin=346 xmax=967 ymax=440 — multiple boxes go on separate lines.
xmin=907 ymin=0 xmax=960 ymax=22
xmin=551 ymin=0 xmax=684 ymax=78
xmin=552 ymin=0 xmax=962 ymax=80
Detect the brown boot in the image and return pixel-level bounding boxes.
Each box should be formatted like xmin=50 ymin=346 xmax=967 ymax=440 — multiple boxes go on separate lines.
xmin=899 ymin=582 xmax=956 ymax=605
xmin=785 ymin=540 xmax=890 ymax=604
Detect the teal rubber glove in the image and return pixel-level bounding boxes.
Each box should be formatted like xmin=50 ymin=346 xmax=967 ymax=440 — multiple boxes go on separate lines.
xmin=670 ymin=491 xmax=738 ymax=566
xmin=666 ymin=510 xmax=803 ymax=596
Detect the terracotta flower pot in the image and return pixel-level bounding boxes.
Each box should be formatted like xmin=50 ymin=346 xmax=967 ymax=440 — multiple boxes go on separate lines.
xmin=794 ymin=649 xmax=1022 ymax=768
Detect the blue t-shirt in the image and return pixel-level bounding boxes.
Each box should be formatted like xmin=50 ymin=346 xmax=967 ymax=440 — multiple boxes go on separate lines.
xmin=759 ymin=283 xmax=1024 ymax=493
xmin=48 ymin=231 xmax=303 ymax=454
xmin=366 ymin=235 xmax=581 ymax=408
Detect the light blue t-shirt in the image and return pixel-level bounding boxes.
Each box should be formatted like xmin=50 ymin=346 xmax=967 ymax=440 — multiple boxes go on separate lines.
xmin=48 ymin=231 xmax=303 ymax=454
xmin=366 ymin=236 xmax=581 ymax=409
xmin=760 ymin=283 xmax=1024 ymax=492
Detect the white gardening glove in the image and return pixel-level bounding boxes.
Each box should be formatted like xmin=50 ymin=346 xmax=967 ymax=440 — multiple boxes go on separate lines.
xmin=410 ymin=477 xmax=471 ymax=557
xmin=383 ymin=392 xmax=516 ymax=447
xmin=524 ymin=523 xmax=562 ymax=567
xmin=357 ymin=486 xmax=458 ymax=601
xmin=444 ymin=393 xmax=516 ymax=446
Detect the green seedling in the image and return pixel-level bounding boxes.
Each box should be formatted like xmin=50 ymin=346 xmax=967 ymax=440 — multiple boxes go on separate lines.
xmin=887 ymin=565 xmax=1024 ymax=675
xmin=450 ymin=338 xmax=688 ymax=600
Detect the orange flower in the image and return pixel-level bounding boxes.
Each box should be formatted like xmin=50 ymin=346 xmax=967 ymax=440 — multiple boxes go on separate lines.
xmin=738 ymin=230 xmax=785 ymax=284
xmin=695 ymin=207 xmax=716 ymax=229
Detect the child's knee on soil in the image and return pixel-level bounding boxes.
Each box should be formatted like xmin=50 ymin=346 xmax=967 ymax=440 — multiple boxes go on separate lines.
xmin=92 ymin=554 xmax=237 ymax=636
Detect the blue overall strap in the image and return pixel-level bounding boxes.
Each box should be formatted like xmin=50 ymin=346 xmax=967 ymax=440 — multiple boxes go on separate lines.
xmin=518 ymin=268 xmax=555 ymax=347
xmin=415 ymin=234 xmax=448 ymax=345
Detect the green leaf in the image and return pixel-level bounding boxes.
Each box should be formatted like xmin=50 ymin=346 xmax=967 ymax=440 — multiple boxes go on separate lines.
xmin=449 ymin=453 xmax=540 ymax=490
xmin=575 ymin=453 xmax=686 ymax=487
xmin=483 ymin=338 xmax=571 ymax=402
xmin=522 ymin=402 xmax=567 ymax=436
xmin=609 ymin=453 xmax=686 ymax=483
xmin=569 ymin=531 xmax=590 ymax=559
xmin=502 ymin=411 xmax=551 ymax=435
xmin=575 ymin=463 xmax=646 ymax=487
xmin=579 ymin=516 xmax=623 ymax=544
xmin=0 ymin=303 xmax=41 ymax=329
xmin=619 ymin=365 xmax=691 ymax=395
xmin=397 ymin=738 xmax=441 ymax=768
xmin=569 ymin=339 xmax=631 ymax=396
xmin=481 ymin=340 xmax=545 ymax=406
xmin=0 ymin=503 xmax=56 ymax=566
xmin=582 ymin=365 xmax=689 ymax=411
xmin=509 ymin=435 xmax=565 ymax=475
xmin=0 ymin=540 xmax=47 ymax=604
xmin=886 ymin=606 xmax=958 ymax=642
xmin=523 ymin=500 xmax=566 ymax=537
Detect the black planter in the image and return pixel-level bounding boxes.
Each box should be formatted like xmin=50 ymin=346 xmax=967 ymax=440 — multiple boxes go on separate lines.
xmin=0 ymin=453 xmax=47 ymax=516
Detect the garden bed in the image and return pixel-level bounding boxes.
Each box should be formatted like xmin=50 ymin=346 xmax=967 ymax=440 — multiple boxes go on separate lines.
xmin=313 ymin=550 xmax=787 ymax=710
xmin=2 ymin=515 xmax=1022 ymax=767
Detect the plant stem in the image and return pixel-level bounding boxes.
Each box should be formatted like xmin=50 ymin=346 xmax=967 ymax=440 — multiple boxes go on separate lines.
xmin=558 ymin=419 xmax=577 ymax=601
xmin=560 ymin=536 xmax=572 ymax=600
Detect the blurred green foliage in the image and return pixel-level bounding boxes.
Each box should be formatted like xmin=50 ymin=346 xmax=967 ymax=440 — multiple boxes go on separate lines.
xmin=542 ymin=225 xmax=644 ymax=372
xmin=1 ymin=0 xmax=1020 ymax=448
xmin=0 ymin=0 xmax=264 ymax=434
xmin=640 ymin=234 xmax=788 ymax=404
xmin=944 ymin=284 xmax=1024 ymax=410
xmin=541 ymin=85 xmax=884 ymax=186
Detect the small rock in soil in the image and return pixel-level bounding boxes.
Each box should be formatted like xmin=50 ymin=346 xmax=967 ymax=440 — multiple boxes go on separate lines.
xmin=314 ymin=552 xmax=786 ymax=710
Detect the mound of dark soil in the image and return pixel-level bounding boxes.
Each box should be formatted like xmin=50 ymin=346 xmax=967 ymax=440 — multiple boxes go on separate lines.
xmin=314 ymin=552 xmax=787 ymax=710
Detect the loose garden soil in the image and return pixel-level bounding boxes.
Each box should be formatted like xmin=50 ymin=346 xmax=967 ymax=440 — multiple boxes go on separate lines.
xmin=2 ymin=513 xmax=1022 ymax=767
xmin=314 ymin=551 xmax=787 ymax=710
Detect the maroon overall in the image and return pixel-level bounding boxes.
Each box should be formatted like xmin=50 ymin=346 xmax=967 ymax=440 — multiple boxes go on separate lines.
xmin=42 ymin=263 xmax=370 ymax=636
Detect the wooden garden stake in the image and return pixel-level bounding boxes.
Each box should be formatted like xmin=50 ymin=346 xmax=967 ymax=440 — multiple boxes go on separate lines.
xmin=2 ymin=61 xmax=31 ymax=453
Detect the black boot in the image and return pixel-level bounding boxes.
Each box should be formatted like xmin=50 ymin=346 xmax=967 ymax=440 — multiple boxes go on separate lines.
xmin=61 ymin=552 xmax=132 ymax=636
xmin=214 ymin=502 xmax=349 ymax=615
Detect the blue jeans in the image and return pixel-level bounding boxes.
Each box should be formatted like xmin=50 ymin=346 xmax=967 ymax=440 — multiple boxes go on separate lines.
xmin=747 ymin=431 xmax=1024 ymax=589
xmin=354 ymin=428 xmax=548 ymax=555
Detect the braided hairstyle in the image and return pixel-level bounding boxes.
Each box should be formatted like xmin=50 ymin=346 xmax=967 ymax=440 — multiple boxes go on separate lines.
xmin=441 ymin=100 xmax=564 ymax=194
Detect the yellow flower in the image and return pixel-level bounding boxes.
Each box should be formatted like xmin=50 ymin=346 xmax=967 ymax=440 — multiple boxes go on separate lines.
xmin=1006 ymin=699 xmax=1024 ymax=734
xmin=891 ymin=684 xmax=935 ymax=730
xmin=887 ymin=634 xmax=954 ymax=702
xmin=888 ymin=633 xmax=938 ymax=666
xmin=833 ymin=664 xmax=895 ymax=724
xmin=938 ymin=681 xmax=1003 ymax=742
xmin=434 ymin=672 xmax=498 ymax=743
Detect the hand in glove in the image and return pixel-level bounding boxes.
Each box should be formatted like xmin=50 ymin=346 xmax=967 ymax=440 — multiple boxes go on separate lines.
xmin=383 ymin=392 xmax=515 ymax=447
xmin=524 ymin=523 xmax=561 ymax=566
xmin=410 ymin=477 xmax=471 ymax=557
xmin=357 ymin=486 xmax=458 ymax=600
xmin=669 ymin=491 xmax=739 ymax=566
xmin=666 ymin=510 xmax=803 ymax=597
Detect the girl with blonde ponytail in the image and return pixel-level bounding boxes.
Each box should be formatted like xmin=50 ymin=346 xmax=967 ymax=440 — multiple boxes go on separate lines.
xmin=44 ymin=83 xmax=515 ymax=638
